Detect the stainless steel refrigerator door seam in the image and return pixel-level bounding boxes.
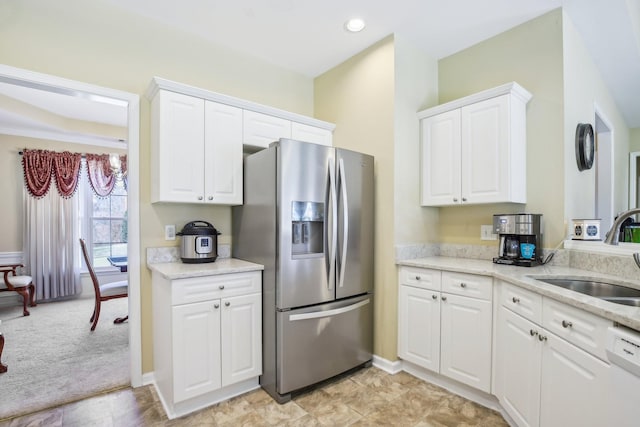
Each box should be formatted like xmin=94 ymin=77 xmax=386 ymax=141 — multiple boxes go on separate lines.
xmin=338 ymin=158 xmax=349 ymax=290
xmin=288 ymin=298 xmax=370 ymax=321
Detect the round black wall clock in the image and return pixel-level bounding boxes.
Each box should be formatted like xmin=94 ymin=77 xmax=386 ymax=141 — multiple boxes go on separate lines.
xmin=575 ymin=123 xmax=594 ymax=171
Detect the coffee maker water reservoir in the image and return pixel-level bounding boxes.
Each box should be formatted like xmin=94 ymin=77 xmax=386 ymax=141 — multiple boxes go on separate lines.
xmin=493 ymin=213 xmax=543 ymax=267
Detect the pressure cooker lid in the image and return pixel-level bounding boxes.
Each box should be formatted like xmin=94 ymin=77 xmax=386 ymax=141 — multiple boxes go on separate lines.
xmin=177 ymin=220 xmax=219 ymax=236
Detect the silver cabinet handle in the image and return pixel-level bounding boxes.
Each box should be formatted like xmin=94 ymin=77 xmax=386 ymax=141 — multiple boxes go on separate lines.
xmin=225 ymin=301 xmax=230 ymax=307
xmin=213 ymin=303 xmax=219 ymax=309
xmin=512 ymin=297 xmax=520 ymax=303
xmin=219 ymin=285 xmax=225 ymax=290
xmin=460 ymin=283 xmax=467 ymax=288
xmin=442 ymin=296 xmax=447 ymax=301
xmin=530 ymin=329 xmax=538 ymax=337
xmin=562 ymin=320 xmax=573 ymax=328
xmin=432 ymin=294 xmax=437 ymax=300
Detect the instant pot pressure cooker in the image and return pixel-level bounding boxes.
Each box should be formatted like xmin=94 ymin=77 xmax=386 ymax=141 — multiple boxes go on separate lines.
xmin=177 ymin=220 xmax=220 ymax=263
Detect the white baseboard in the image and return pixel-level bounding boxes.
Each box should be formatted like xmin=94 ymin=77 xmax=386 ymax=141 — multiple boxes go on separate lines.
xmin=141 ymin=371 xmax=155 ymax=387
xmin=372 ymin=354 xmax=403 ymax=374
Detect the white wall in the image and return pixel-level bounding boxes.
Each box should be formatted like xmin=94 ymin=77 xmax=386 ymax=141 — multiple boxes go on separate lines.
xmin=563 ymin=11 xmax=630 ymax=227
xmin=393 ymin=34 xmax=440 ymax=245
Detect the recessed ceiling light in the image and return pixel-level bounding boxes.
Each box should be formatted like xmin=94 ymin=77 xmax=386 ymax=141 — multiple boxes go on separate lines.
xmin=344 ymin=18 xmax=365 ymax=33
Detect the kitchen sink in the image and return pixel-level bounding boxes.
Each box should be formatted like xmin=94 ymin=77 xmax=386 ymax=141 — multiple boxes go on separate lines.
xmin=531 ymin=277 xmax=640 ymax=306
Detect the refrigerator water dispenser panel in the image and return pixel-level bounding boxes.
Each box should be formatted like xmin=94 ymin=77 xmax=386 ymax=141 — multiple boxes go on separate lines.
xmin=291 ymin=201 xmax=324 ymax=256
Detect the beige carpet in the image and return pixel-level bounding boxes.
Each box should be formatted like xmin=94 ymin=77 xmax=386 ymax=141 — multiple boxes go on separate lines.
xmin=0 ymin=296 xmax=129 ymax=420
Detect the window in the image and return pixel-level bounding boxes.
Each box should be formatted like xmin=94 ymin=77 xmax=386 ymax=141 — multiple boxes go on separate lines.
xmin=81 ymin=162 xmax=128 ymax=268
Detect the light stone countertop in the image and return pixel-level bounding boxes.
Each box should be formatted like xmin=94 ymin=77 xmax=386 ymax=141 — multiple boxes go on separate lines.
xmin=148 ymin=258 xmax=263 ymax=280
xmin=398 ymin=256 xmax=640 ymax=331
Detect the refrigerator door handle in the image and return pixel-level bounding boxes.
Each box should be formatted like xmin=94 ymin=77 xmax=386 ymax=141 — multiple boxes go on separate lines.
xmin=337 ymin=158 xmax=349 ymax=289
xmin=288 ymin=298 xmax=370 ymax=321
xmin=326 ymin=159 xmax=338 ymax=292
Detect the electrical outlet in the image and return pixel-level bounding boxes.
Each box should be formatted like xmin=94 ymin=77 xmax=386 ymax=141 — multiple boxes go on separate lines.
xmin=481 ymin=225 xmax=498 ymax=241
xmin=165 ymin=224 xmax=176 ymax=241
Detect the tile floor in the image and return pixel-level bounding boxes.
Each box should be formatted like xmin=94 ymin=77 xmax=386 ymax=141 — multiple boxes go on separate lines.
xmin=0 ymin=367 xmax=508 ymax=426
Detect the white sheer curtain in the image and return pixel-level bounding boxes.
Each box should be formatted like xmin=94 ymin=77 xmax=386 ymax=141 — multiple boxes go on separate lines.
xmin=23 ymin=187 xmax=81 ymax=301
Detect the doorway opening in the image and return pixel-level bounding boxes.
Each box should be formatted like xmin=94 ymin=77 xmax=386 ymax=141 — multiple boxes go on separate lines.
xmin=595 ymin=107 xmax=614 ymax=231
xmin=0 ymin=64 xmax=141 ymax=388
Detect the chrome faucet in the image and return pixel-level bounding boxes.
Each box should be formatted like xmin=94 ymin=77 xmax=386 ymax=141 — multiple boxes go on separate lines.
xmin=604 ymin=207 xmax=640 ymax=269
xmin=604 ymin=208 xmax=640 ymax=244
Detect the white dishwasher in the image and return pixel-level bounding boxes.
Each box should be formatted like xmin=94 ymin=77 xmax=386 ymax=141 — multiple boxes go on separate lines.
xmin=606 ymin=326 xmax=640 ymax=427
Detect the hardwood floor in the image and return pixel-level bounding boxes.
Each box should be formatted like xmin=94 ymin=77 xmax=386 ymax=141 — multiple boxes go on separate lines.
xmin=0 ymin=367 xmax=507 ymax=426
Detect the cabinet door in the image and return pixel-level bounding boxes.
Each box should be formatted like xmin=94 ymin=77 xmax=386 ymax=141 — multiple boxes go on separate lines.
xmin=291 ymin=122 xmax=332 ymax=146
xmin=460 ymin=95 xmax=510 ymax=204
xmin=152 ymin=90 xmax=206 ymax=203
xmin=440 ymin=293 xmax=492 ymax=392
xmin=172 ymin=300 xmax=221 ymax=402
xmin=221 ymin=293 xmax=262 ymax=386
xmin=420 ymin=109 xmax=461 ymax=206
xmin=243 ymin=110 xmax=291 ymax=149
xmin=539 ymin=332 xmax=611 ymax=427
xmin=204 ymin=101 xmax=243 ymax=205
xmin=398 ymin=285 xmax=440 ymax=371
xmin=496 ymin=307 xmax=541 ymax=427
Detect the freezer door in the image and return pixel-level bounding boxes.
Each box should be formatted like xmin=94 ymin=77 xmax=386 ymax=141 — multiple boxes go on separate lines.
xmin=277 ymin=139 xmax=336 ymax=309
xmin=276 ymin=294 xmax=373 ymax=394
xmin=336 ymin=148 xmax=375 ymax=299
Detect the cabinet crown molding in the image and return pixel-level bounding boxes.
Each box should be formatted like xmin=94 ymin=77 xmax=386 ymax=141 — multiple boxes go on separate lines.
xmin=146 ymin=77 xmax=335 ymax=132
xmin=417 ymin=81 xmax=532 ymax=120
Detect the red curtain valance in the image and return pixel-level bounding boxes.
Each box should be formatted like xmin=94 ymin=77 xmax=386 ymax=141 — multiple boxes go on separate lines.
xmin=22 ymin=149 xmax=126 ymax=198
xmin=22 ymin=149 xmax=82 ymax=198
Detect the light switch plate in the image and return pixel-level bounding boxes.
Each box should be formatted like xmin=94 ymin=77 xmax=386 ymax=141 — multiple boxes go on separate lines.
xmin=165 ymin=224 xmax=176 ymax=240
xmin=481 ymin=225 xmax=498 ymax=241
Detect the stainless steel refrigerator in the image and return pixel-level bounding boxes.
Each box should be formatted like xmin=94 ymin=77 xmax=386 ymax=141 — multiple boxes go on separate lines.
xmin=232 ymin=138 xmax=374 ymax=403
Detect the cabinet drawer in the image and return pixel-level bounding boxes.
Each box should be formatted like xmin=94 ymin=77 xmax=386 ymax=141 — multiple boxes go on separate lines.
xmin=172 ymin=271 xmax=262 ymax=306
xmin=542 ymin=298 xmax=611 ymax=360
xmin=442 ymin=271 xmax=492 ymax=300
xmin=398 ymin=267 xmax=441 ymax=291
xmin=500 ymin=281 xmax=542 ymax=324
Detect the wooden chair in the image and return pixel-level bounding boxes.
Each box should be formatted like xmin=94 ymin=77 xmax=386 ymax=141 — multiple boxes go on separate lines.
xmin=79 ymin=238 xmax=128 ymax=331
xmin=0 ymin=319 xmax=6 ymax=373
xmin=0 ymin=264 xmax=37 ymax=316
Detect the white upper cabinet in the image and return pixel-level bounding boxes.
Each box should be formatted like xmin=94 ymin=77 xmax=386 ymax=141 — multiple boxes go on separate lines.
xmin=243 ymin=110 xmax=291 ymax=149
xmin=205 ymin=102 xmax=243 ymax=205
xmin=291 ymin=122 xmax=333 ymax=146
xmin=147 ymin=77 xmax=335 ymax=205
xmin=151 ymin=90 xmax=207 ymax=204
xmin=150 ymin=89 xmax=243 ymax=205
xmin=420 ymin=109 xmax=461 ymax=205
xmin=419 ymin=82 xmax=532 ymax=206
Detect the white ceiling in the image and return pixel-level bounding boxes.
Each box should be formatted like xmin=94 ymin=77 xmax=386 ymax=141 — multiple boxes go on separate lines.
xmin=100 ymin=0 xmax=640 ymax=127
xmin=1 ymin=0 xmax=639 ymax=143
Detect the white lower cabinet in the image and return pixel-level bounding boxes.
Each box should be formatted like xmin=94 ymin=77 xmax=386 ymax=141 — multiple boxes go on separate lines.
xmin=497 ymin=306 xmax=542 ymax=427
xmin=398 ymin=285 xmax=440 ymax=370
xmin=397 ymin=267 xmax=493 ymax=392
xmin=172 ymin=292 xmax=261 ymax=403
xmin=173 ymin=300 xmax=222 ymax=402
xmin=152 ymin=270 xmax=262 ymax=419
xmin=440 ymin=293 xmax=492 ymax=392
xmin=539 ymin=331 xmax=610 ymax=427
xmin=496 ymin=282 xmax=612 ymax=427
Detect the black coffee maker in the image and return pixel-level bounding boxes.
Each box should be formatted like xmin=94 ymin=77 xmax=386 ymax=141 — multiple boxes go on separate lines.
xmin=493 ymin=213 xmax=543 ymax=267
